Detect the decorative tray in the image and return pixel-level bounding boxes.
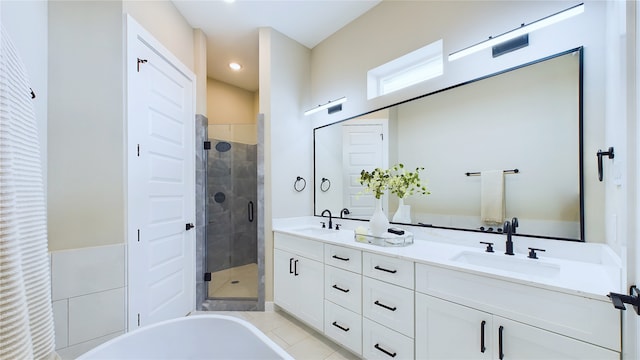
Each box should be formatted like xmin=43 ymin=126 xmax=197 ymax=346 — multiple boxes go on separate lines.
xmin=354 ymin=232 xmax=414 ymax=247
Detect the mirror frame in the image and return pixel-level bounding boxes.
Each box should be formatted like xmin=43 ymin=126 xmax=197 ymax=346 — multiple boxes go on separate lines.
xmin=314 ymin=47 xmax=584 ymax=242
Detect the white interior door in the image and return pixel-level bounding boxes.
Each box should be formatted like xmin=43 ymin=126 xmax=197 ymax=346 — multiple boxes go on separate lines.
xmin=126 ymin=16 xmax=196 ymax=330
xmin=342 ymin=123 xmax=386 ymax=216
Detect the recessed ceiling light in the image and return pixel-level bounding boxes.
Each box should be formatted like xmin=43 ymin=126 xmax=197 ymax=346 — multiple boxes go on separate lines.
xmin=229 ymin=62 xmax=242 ymax=71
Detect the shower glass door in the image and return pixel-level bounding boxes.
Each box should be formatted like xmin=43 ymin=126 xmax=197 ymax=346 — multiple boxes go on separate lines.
xmin=206 ymin=124 xmax=258 ymax=300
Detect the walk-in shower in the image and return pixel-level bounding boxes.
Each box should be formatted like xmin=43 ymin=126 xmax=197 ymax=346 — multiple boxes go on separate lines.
xmin=196 ymin=116 xmax=264 ymax=311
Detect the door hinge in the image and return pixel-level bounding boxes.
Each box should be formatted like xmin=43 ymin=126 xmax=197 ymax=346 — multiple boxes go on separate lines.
xmin=137 ymin=313 xmax=141 ymax=326
xmin=204 ymin=141 xmax=211 ymax=150
xmin=204 ymin=272 xmax=211 ymax=282
xmin=137 ymin=58 xmax=148 ymax=72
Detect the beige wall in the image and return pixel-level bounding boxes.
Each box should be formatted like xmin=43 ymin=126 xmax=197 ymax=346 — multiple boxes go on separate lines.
xmin=48 ymin=0 xmax=125 ymax=252
xmin=123 ymin=0 xmax=194 ymax=71
xmin=259 ymin=27 xmax=313 ymax=301
xmin=207 ymin=78 xmax=258 ymax=124
xmin=48 ymin=0 xmax=195 ymax=251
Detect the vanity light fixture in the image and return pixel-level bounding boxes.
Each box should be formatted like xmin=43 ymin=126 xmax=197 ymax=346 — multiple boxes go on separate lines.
xmin=448 ymin=3 xmax=584 ymax=61
xmin=304 ymin=97 xmax=347 ymax=116
xmin=229 ymin=62 xmax=242 ymax=71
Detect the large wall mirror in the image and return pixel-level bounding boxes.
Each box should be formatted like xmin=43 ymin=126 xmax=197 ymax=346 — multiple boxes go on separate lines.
xmin=314 ymin=47 xmax=583 ymax=241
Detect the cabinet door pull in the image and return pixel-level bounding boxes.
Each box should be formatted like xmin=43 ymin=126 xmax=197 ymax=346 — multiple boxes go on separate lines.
xmin=480 ymin=320 xmax=486 ymax=353
xmin=332 ymin=254 xmax=350 ymax=261
xmin=332 ymin=321 xmax=350 ymax=332
xmin=374 ymin=265 xmax=397 ymax=274
xmin=374 ymin=300 xmax=397 ymax=311
xmin=332 ymin=284 xmax=350 ymax=293
xmin=374 ymin=343 xmax=397 ymax=358
xmin=289 ymin=258 xmax=294 ymax=274
xmin=294 ymin=259 xmax=299 ymax=276
xmin=498 ymin=325 xmax=504 ymax=360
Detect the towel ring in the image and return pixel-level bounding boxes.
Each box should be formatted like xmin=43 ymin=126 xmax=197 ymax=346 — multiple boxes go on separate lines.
xmin=294 ymin=176 xmax=306 ymax=192
xmin=320 ymin=177 xmax=331 ymax=192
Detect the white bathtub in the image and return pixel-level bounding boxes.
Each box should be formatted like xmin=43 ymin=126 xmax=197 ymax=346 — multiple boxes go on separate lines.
xmin=77 ymin=314 xmax=294 ymax=359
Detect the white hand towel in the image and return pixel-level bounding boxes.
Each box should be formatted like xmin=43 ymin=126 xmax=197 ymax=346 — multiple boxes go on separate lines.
xmin=481 ymin=170 xmax=505 ymax=224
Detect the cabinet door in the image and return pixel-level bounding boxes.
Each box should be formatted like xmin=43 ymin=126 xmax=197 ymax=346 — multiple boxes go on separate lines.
xmin=416 ymin=293 xmax=492 ymax=359
xmin=495 ymin=317 xmax=619 ymax=360
xmin=274 ymin=249 xmax=297 ymax=312
xmin=274 ymin=248 xmax=324 ymax=331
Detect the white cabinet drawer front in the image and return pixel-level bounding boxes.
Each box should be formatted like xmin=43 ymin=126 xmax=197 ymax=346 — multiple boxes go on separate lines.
xmin=274 ymin=232 xmax=323 ymax=262
xmin=325 ymin=266 xmax=362 ymax=314
xmin=363 ymin=317 xmax=414 ymax=360
xmin=324 ymin=301 xmax=362 ymax=356
xmin=363 ymin=277 xmax=414 ymax=337
xmin=415 ymin=263 xmax=620 ymax=351
xmin=363 ymin=252 xmax=414 ymax=289
xmin=325 ymin=244 xmax=362 ymax=273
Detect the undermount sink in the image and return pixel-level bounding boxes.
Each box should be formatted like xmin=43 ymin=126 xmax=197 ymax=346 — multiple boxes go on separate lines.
xmin=291 ymin=226 xmax=336 ymax=237
xmin=451 ymin=251 xmax=561 ymax=278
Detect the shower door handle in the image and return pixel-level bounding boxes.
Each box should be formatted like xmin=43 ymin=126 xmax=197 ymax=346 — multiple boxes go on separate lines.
xmin=248 ymin=201 xmax=254 ymax=222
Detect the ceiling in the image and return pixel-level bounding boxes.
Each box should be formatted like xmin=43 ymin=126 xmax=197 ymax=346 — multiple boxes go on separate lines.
xmin=172 ymin=0 xmax=382 ymax=92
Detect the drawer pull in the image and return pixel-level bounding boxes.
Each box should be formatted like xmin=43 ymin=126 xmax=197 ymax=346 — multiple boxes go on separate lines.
xmin=332 ymin=254 xmax=350 ymax=261
xmin=294 ymin=259 xmax=299 ymax=276
xmin=374 ymin=343 xmax=397 ymax=358
xmin=374 ymin=265 xmax=397 ymax=274
xmin=498 ymin=325 xmax=504 ymax=360
xmin=332 ymin=284 xmax=350 ymax=293
xmin=374 ymin=300 xmax=397 ymax=311
xmin=331 ymin=321 xmax=350 ymax=332
xmin=480 ymin=320 xmax=486 ymax=353
xmin=289 ymin=258 xmax=294 ymax=274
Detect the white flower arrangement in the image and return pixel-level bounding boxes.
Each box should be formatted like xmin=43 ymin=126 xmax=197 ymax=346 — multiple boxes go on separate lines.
xmin=359 ymin=163 xmax=429 ymax=200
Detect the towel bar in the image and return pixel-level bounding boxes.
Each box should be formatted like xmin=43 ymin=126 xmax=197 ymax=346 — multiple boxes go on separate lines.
xmin=465 ymin=169 xmax=519 ymax=176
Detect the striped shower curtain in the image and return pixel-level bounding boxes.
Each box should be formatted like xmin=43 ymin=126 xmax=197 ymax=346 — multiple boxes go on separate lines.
xmin=0 ymin=26 xmax=59 ymax=359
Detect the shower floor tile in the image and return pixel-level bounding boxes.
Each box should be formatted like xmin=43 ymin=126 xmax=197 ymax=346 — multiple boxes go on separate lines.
xmin=208 ymin=263 xmax=258 ymax=299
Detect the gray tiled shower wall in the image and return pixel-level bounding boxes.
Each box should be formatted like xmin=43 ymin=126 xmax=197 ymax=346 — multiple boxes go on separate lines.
xmin=207 ymin=139 xmax=258 ymax=273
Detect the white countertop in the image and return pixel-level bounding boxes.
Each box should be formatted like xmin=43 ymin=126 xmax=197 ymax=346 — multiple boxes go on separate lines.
xmin=272 ymin=216 xmax=622 ymax=302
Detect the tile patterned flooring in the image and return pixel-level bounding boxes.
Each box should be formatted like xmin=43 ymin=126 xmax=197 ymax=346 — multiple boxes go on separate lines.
xmin=208 ymin=263 xmax=258 ymax=298
xmin=195 ymin=309 xmax=361 ymax=360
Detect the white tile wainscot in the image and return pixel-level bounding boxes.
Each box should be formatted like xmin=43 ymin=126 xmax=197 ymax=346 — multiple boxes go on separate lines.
xmin=272 ymin=216 xmax=623 ymax=359
xmin=50 ymin=244 xmax=126 ymax=359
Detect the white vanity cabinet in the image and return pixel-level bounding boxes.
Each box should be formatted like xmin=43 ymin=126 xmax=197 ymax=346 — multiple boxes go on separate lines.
xmin=273 ymin=233 xmax=324 ymax=331
xmin=323 ymin=244 xmax=363 ymax=356
xmin=362 ymin=252 xmax=415 ymax=359
xmin=415 ymin=263 xmax=621 ymax=359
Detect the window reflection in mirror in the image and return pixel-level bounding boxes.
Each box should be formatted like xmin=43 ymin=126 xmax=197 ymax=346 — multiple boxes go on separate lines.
xmin=314 ymin=48 xmax=583 ymax=241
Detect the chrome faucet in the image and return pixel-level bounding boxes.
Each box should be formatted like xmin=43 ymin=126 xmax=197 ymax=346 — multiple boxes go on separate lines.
xmin=503 ymin=217 xmax=519 ymax=256
xmin=321 ymin=209 xmax=333 ymax=229
xmin=340 ymin=208 xmax=350 ymax=218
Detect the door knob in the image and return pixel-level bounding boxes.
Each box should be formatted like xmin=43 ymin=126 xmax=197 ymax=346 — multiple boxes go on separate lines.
xmin=185 ymin=223 xmax=195 ymax=231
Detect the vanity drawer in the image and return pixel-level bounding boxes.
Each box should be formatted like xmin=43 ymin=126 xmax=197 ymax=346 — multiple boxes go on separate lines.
xmin=362 ymin=317 xmax=414 ymax=360
xmin=325 ymin=244 xmax=362 ymax=273
xmin=362 ymin=277 xmax=414 ymax=338
xmin=363 ymin=252 xmax=414 ymax=289
xmin=324 ymin=301 xmax=362 ymax=356
xmin=274 ymin=232 xmax=323 ymax=262
xmin=415 ymin=263 xmax=621 ymax=352
xmin=325 ymin=266 xmax=362 ymax=314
